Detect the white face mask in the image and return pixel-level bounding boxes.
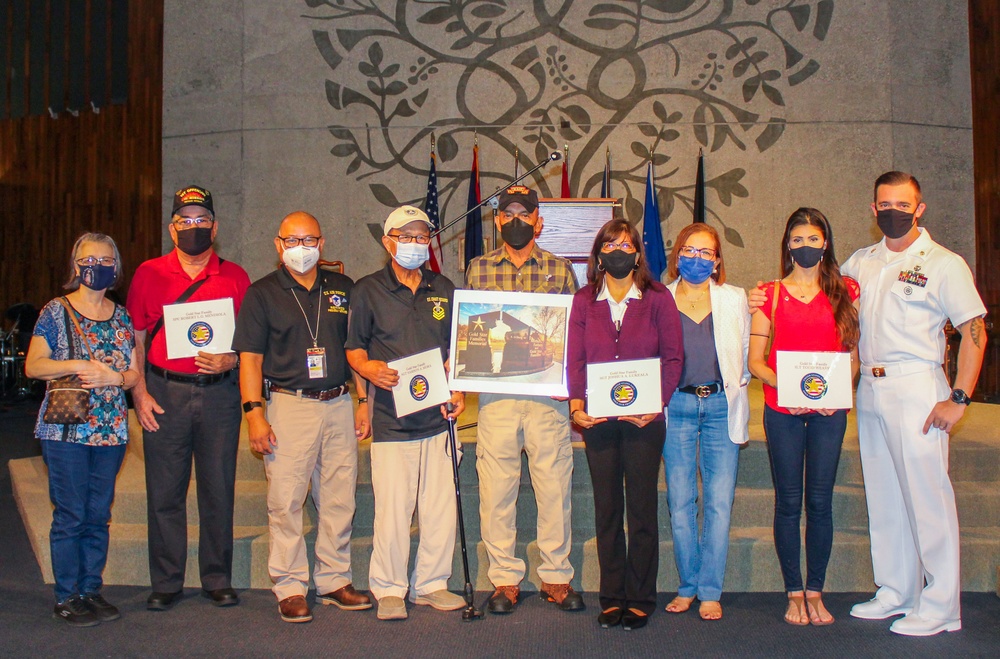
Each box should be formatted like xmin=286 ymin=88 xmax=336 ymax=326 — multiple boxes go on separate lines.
xmin=392 ymin=242 xmax=429 ymax=270
xmin=282 ymin=245 xmax=320 ymax=274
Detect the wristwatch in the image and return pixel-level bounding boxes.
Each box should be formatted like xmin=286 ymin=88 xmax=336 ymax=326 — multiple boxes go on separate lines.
xmin=950 ymin=389 xmax=972 ymax=406
xmin=242 ymin=401 xmax=264 ymax=413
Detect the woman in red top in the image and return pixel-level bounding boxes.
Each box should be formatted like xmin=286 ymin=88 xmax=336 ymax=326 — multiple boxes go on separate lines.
xmin=748 ymin=208 xmax=860 ymax=627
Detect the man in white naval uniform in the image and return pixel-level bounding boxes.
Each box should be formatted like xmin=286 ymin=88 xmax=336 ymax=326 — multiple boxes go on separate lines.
xmin=842 ymin=171 xmax=987 ymax=636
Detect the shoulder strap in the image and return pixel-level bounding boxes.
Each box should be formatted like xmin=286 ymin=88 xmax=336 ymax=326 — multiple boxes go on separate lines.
xmin=764 ymin=279 xmax=780 ymax=358
xmin=57 ymin=297 xmax=96 ymax=361
xmin=147 ymin=277 xmax=210 ymax=342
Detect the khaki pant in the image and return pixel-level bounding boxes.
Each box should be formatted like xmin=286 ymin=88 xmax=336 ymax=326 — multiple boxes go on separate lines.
xmin=476 ymin=394 xmax=574 ymax=586
xmin=369 ymin=431 xmax=457 ymax=600
xmin=264 ymin=393 xmax=358 ymax=601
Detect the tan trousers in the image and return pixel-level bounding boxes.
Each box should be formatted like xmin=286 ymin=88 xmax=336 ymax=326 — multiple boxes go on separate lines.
xmin=264 ymin=393 xmax=357 ymax=600
xmin=368 ymin=431 xmax=458 ymax=600
xmin=476 ymin=394 xmax=574 ymax=587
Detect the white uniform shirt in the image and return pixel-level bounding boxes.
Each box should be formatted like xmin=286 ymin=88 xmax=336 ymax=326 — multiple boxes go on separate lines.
xmin=841 ymin=228 xmax=986 ymax=366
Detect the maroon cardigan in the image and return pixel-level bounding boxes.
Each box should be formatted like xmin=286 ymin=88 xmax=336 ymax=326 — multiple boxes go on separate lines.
xmin=567 ymin=281 xmax=684 ymax=415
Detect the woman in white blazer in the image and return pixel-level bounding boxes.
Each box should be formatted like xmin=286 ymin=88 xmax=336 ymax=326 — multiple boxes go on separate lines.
xmin=661 ymin=223 xmax=750 ymax=621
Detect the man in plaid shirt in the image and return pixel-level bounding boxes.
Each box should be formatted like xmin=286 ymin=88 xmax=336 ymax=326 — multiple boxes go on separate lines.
xmin=464 ymin=185 xmax=583 ymax=614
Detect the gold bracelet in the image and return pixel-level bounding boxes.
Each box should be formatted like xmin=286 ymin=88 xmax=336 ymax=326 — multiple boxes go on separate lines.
xmin=120 ymin=372 xmax=127 ymax=388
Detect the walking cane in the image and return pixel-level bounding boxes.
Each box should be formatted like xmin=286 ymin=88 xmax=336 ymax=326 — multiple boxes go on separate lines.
xmin=446 ymin=402 xmax=483 ymax=621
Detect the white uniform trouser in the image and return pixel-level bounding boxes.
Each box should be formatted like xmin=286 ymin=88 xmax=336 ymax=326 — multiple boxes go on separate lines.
xmin=369 ymin=431 xmax=457 ymax=600
xmin=857 ymin=366 xmax=961 ymax=622
xmin=476 ymin=395 xmax=574 ymax=586
xmin=264 ymin=393 xmax=358 ymax=601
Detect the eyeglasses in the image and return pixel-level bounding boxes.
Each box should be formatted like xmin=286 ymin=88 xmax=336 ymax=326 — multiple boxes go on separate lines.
xmin=679 ymin=245 xmax=717 ymax=260
xmin=601 ymin=241 xmax=636 ymax=252
xmin=172 ymin=215 xmax=214 ymax=229
xmin=76 ymin=256 xmax=117 ymax=267
xmin=278 ymin=235 xmax=321 ymax=248
xmin=387 ymin=233 xmax=431 ymax=245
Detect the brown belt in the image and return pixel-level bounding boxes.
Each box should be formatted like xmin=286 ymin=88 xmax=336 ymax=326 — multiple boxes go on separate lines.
xmin=267 ymin=383 xmax=349 ymax=401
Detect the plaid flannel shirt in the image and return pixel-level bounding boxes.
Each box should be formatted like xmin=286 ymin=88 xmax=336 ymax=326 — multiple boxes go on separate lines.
xmin=465 ymin=244 xmax=578 ymax=294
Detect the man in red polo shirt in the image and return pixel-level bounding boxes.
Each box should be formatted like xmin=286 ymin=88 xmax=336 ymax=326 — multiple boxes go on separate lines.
xmin=127 ymin=185 xmax=251 ymax=611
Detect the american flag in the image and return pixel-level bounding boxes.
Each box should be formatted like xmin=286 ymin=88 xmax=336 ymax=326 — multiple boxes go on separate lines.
xmin=425 ymin=146 xmax=442 ymax=272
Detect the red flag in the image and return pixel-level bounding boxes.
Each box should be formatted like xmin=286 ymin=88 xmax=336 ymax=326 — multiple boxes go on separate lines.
xmin=560 ymin=147 xmax=570 ymax=197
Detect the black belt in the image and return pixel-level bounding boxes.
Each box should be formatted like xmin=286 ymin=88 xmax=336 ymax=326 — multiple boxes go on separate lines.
xmin=678 ymin=382 xmax=723 ymax=397
xmin=268 ymin=383 xmax=349 ymax=401
xmin=149 ymin=364 xmax=235 ymax=386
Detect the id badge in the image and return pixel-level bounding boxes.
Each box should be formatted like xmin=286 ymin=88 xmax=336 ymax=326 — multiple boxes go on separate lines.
xmin=306 ymin=347 xmax=327 ymax=379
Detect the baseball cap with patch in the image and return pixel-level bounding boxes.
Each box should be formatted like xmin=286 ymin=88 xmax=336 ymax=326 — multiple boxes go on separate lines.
xmin=384 ymin=205 xmax=434 ymax=234
xmin=497 ymin=185 xmax=538 ymax=213
xmin=172 ymin=185 xmax=214 ymax=215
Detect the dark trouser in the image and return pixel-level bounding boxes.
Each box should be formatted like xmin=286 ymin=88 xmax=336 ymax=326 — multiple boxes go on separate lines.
xmin=763 ymin=406 xmax=846 ymax=593
xmin=144 ymin=370 xmax=241 ymax=592
xmin=583 ymin=419 xmax=666 ymax=615
xmin=41 ymin=440 xmax=127 ymax=602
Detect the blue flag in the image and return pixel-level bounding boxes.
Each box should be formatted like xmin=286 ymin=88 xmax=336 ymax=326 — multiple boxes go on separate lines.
xmin=600 ymin=148 xmax=611 ymax=198
xmin=464 ymin=144 xmax=483 ymax=268
xmin=425 ymin=149 xmax=442 ymax=272
xmin=642 ymin=161 xmax=666 ymax=280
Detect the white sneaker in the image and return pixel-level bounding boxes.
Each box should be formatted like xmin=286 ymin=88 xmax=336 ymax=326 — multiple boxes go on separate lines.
xmin=412 ymin=589 xmax=466 ymax=611
xmin=890 ymin=613 xmax=961 ymax=636
xmin=849 ymin=597 xmax=912 ymax=620
xmin=376 ymin=596 xmax=408 ymax=620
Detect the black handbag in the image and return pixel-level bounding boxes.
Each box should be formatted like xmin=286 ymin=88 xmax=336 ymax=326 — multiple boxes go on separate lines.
xmin=42 ymin=298 xmax=97 ymax=425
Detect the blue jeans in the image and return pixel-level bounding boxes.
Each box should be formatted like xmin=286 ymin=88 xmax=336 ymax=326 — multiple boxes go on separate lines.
xmin=41 ymin=440 xmax=126 ymax=602
xmin=664 ymin=390 xmax=740 ymax=601
xmin=763 ymin=406 xmax=846 ymax=592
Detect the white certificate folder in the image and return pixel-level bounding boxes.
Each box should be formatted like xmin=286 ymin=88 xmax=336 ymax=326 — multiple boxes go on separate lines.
xmin=776 ymin=351 xmax=853 ymax=410
xmin=388 ymin=348 xmax=451 ymax=417
xmin=586 ymin=358 xmax=662 ymax=418
xmin=163 ymin=298 xmax=236 ymax=359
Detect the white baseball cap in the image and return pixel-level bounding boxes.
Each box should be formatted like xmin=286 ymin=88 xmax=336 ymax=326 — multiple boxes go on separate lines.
xmin=384 ymin=205 xmax=433 ymax=234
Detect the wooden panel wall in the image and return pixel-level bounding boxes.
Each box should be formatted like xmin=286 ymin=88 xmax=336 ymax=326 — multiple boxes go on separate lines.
xmin=0 ymin=0 xmax=162 ymax=320
xmin=968 ymin=0 xmax=999 ymax=401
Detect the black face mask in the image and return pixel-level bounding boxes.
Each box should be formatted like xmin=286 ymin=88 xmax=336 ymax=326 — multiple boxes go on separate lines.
xmin=789 ymin=245 xmax=824 ymax=269
xmin=500 ymin=218 xmax=536 ymax=250
xmin=599 ymin=249 xmax=638 ymax=280
xmin=876 ymin=208 xmax=915 ymax=240
xmin=175 ymin=227 xmax=214 ymax=256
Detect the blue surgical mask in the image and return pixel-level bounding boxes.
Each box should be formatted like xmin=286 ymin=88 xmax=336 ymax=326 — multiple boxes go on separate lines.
xmin=392 ymin=242 xmax=429 ymax=270
xmin=79 ymin=264 xmax=117 ymax=291
xmin=677 ymin=256 xmax=714 ymax=284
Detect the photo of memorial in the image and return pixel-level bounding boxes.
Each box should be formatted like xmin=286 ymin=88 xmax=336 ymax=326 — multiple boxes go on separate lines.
xmin=449 ymin=290 xmax=572 ymax=396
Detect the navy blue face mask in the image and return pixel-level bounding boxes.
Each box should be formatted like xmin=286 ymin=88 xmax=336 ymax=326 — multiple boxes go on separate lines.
xmin=789 ymin=245 xmax=825 ymax=269
xmin=79 ymin=264 xmax=117 ymax=291
xmin=677 ymin=256 xmax=714 ymax=284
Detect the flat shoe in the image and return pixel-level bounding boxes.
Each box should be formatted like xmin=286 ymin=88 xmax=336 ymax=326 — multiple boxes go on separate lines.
xmin=621 ymin=609 xmax=648 ymax=631
xmin=147 ymin=591 xmax=183 ymax=611
xmin=202 ymin=588 xmax=239 ymax=607
xmin=785 ymin=593 xmax=808 ymax=626
xmin=665 ymin=595 xmax=695 ymax=613
xmin=699 ymin=601 xmax=722 ymax=621
xmin=805 ymin=595 xmax=834 ymax=626
xmin=598 ymin=607 xmax=623 ymax=628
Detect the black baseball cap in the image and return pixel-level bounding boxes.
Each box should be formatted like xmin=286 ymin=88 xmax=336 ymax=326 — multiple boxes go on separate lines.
xmin=172 ymin=185 xmax=214 ymax=215
xmin=497 ymin=185 xmax=538 ymax=213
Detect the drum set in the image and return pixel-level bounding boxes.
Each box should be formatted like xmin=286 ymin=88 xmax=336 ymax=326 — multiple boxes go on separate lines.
xmin=2 ymin=303 xmax=40 ymax=400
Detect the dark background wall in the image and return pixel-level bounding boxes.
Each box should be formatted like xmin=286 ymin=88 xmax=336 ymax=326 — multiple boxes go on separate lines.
xmin=0 ymin=0 xmax=163 ymax=318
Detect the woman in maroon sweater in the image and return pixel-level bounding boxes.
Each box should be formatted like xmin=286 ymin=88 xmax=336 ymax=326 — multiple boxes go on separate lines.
xmin=568 ymin=218 xmax=684 ymax=630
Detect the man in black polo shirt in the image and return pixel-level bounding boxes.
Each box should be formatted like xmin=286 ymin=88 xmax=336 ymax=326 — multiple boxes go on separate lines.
xmin=346 ymin=205 xmax=466 ymax=621
xmin=233 ymin=211 xmax=372 ymax=624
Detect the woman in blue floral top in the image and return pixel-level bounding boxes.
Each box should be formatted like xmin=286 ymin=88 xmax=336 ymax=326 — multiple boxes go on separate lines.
xmin=25 ymin=233 xmax=139 ymax=628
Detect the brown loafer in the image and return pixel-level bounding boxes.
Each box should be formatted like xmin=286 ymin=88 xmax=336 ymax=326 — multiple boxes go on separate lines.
xmin=278 ymin=595 xmax=312 ymax=623
xmin=317 ymin=584 xmax=373 ymax=611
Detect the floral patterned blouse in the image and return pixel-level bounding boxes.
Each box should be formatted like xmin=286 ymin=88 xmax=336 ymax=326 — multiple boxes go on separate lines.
xmin=33 ymin=298 xmax=135 ymax=446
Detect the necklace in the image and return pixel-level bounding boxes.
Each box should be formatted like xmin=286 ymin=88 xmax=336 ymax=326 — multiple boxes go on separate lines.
xmin=680 ymin=284 xmax=708 ymax=310
xmin=785 ymin=279 xmax=818 ymax=301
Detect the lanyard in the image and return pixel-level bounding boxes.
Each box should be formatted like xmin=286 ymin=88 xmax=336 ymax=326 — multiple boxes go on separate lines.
xmin=290 ymin=287 xmax=322 ymax=348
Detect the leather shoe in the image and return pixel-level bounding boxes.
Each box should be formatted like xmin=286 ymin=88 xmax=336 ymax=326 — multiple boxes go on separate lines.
xmin=540 ymin=582 xmax=585 ymax=611
xmin=621 ymin=609 xmax=648 ymax=631
xmin=487 ymin=585 xmax=520 ymax=614
xmin=598 ymin=607 xmax=623 ymax=628
xmin=278 ymin=595 xmax=312 ymax=623
xmin=147 ymin=591 xmax=183 ymax=611
xmin=849 ymin=597 xmax=912 ymax=620
xmin=318 ymin=584 xmax=372 ymax=611
xmin=201 ymin=588 xmax=239 ymax=607
xmin=889 ymin=614 xmax=961 ymax=637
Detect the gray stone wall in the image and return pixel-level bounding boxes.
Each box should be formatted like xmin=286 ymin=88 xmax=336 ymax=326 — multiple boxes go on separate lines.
xmin=162 ymin=0 xmax=974 ymax=286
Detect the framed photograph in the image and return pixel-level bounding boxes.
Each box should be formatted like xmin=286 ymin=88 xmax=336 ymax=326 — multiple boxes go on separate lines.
xmin=448 ymin=289 xmax=574 ymax=396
